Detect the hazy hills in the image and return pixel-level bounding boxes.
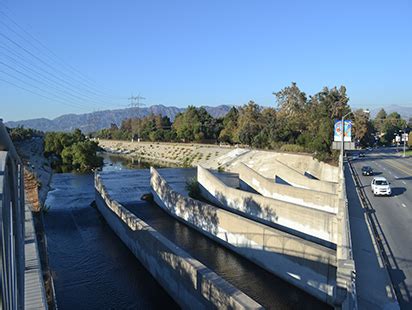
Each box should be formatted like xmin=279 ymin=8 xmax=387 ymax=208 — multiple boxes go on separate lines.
xmin=5 ymin=105 xmax=232 ymax=133
xmin=368 ymin=104 xmax=412 ymax=120
xmin=5 ymin=104 xmax=411 ymax=133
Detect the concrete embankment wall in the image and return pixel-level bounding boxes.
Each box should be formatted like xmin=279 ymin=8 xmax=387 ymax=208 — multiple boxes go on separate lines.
xmin=243 ymin=159 xmax=337 ymax=194
xmin=273 ymin=153 xmax=339 ymax=183
xmin=236 ymin=163 xmax=339 ymax=213
xmin=197 ymin=166 xmax=338 ymax=244
xmin=94 ymin=174 xmax=262 ymax=310
xmin=150 ymin=167 xmax=337 ymax=305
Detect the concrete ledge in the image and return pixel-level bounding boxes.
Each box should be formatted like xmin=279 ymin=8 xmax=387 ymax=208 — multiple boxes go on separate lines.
xmin=95 ymin=174 xmax=262 ymax=310
xmin=274 ymin=153 xmax=339 ymax=183
xmin=197 ymin=166 xmax=338 ymax=244
xmin=236 ymin=162 xmax=339 ymax=213
xmin=237 ymin=158 xmax=337 ymax=194
xmin=150 ymin=167 xmax=337 ymax=305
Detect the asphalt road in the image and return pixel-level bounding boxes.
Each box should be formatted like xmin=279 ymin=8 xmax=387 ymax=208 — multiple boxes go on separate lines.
xmin=350 ymin=147 xmax=412 ymax=308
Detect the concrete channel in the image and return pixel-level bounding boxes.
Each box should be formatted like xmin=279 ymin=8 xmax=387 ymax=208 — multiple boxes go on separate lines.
xmin=96 ymin=168 xmax=330 ymax=309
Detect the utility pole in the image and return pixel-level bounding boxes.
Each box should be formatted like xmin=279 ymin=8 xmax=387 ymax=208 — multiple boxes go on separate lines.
xmin=128 ymin=93 xmax=146 ymax=142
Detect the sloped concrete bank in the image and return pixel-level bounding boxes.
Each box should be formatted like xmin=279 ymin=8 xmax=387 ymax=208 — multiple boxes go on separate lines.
xmin=150 ymin=167 xmax=337 ymax=305
xmin=273 ymin=153 xmax=339 ymax=183
xmin=197 ymin=166 xmax=338 ymax=244
xmin=94 ymin=174 xmax=262 ymax=310
xmin=235 ymin=162 xmax=339 ymax=213
xmin=235 ymin=157 xmax=337 ymax=194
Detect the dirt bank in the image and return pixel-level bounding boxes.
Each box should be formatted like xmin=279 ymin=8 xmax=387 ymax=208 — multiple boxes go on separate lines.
xmin=97 ymin=139 xmax=241 ymax=169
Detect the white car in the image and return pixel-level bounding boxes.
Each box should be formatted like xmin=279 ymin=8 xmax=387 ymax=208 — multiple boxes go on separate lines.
xmin=371 ymin=177 xmax=391 ymax=196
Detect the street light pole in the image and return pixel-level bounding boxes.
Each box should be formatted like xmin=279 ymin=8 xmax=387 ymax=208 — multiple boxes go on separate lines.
xmin=403 ymin=129 xmax=407 ymax=158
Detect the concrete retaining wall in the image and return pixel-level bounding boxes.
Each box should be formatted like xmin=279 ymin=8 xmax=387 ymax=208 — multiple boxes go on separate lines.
xmin=274 ymin=153 xmax=339 ymax=183
xmin=236 ymin=162 xmax=339 ymax=213
xmin=94 ymin=174 xmax=261 ymax=310
xmin=197 ymin=166 xmax=338 ymax=244
xmin=236 ymin=157 xmax=337 ymax=194
xmin=150 ymin=167 xmax=337 ymax=305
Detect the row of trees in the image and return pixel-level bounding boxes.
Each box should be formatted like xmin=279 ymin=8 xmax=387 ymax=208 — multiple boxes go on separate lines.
xmin=45 ymin=129 xmax=103 ymax=172
xmin=7 ymin=126 xmax=43 ymax=141
xmin=94 ymin=83 xmax=410 ymax=161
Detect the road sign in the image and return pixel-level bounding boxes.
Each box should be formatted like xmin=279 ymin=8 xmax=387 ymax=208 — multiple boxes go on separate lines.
xmin=334 ymin=120 xmax=352 ymax=142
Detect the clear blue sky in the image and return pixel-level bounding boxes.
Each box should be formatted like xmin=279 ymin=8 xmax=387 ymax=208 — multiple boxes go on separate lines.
xmin=1 ymin=0 xmax=411 ymax=121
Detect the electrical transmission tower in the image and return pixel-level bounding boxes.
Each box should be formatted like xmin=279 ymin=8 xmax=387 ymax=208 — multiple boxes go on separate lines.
xmin=128 ymin=93 xmax=146 ymax=142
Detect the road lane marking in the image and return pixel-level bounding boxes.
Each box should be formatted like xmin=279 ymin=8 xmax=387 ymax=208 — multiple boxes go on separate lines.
xmin=385 ymin=159 xmax=412 ymax=175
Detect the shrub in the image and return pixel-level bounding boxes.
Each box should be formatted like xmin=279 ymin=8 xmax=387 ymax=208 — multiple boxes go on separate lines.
xmin=279 ymin=144 xmax=306 ymax=153
xmin=185 ymin=177 xmax=201 ymax=199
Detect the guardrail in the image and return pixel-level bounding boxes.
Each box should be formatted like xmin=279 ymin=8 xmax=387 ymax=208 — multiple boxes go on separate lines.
xmin=335 ymin=159 xmax=357 ymax=309
xmin=0 ymin=119 xmax=25 ymax=309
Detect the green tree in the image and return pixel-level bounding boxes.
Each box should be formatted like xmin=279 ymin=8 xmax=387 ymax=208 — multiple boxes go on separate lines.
xmin=381 ymin=112 xmax=407 ymax=145
xmin=304 ymin=86 xmax=350 ymax=160
xmin=353 ymin=109 xmax=374 ymax=147
xmin=218 ymin=107 xmax=239 ymax=144
xmin=236 ymin=101 xmax=262 ymax=146
xmin=273 ymin=82 xmax=307 ymax=141
xmin=373 ymin=108 xmax=387 ymax=134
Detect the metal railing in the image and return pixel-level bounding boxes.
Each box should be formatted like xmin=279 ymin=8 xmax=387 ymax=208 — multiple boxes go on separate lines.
xmin=0 ymin=119 xmax=25 ymax=310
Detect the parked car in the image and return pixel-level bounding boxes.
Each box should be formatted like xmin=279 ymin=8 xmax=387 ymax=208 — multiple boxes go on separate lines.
xmin=362 ymin=166 xmax=373 ymax=176
xmin=371 ymin=177 xmax=391 ymax=196
xmin=359 ymin=152 xmax=365 ymax=157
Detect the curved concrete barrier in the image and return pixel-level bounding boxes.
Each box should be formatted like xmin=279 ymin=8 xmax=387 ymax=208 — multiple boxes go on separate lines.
xmin=233 ymin=155 xmax=337 ymax=194
xmin=197 ymin=166 xmax=338 ymax=244
xmin=95 ymin=174 xmax=262 ymax=310
xmin=150 ymin=167 xmax=337 ymax=305
xmin=236 ymin=162 xmax=339 ymax=213
xmin=274 ymin=153 xmax=339 ymax=183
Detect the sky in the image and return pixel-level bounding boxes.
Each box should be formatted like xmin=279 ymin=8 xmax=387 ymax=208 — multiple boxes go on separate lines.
xmin=0 ymin=0 xmax=411 ymax=121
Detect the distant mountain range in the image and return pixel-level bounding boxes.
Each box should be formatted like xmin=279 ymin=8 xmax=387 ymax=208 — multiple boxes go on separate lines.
xmin=368 ymin=104 xmax=412 ymax=120
xmin=5 ymin=103 xmax=411 ymax=133
xmin=5 ymin=104 xmax=233 ymax=133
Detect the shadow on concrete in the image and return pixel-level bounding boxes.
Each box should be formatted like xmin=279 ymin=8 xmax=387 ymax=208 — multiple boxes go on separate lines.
xmin=202 ymin=185 xmax=336 ymax=250
xmin=304 ymin=171 xmax=319 ymax=180
xmin=275 ymin=176 xmax=292 ymax=186
xmin=124 ymin=199 xmax=331 ymax=309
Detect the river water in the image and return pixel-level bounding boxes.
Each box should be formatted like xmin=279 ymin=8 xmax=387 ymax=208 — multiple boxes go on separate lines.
xmin=44 ymin=154 xmax=329 ymax=309
xmin=44 ymin=155 xmax=179 ymax=309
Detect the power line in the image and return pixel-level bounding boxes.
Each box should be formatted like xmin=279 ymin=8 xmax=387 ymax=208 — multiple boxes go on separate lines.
xmin=0 ymin=59 xmax=102 ymax=108
xmin=0 ymin=76 xmax=90 ymax=111
xmin=0 ymin=68 xmax=92 ymax=110
xmin=0 ymin=51 xmax=119 ymax=107
xmin=0 ymin=43 xmax=117 ymax=107
xmin=0 ymin=6 xmax=122 ymax=99
xmin=0 ymin=31 xmax=112 ymax=100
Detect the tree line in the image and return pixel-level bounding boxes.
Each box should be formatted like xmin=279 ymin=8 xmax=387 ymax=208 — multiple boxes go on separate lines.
xmin=96 ymin=83 xmax=411 ymax=161
xmin=44 ymin=129 xmax=103 ymax=172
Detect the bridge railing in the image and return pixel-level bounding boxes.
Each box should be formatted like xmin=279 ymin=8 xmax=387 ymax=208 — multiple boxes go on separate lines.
xmin=335 ymin=158 xmax=357 ymax=309
xmin=0 ymin=119 xmax=26 ymax=310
